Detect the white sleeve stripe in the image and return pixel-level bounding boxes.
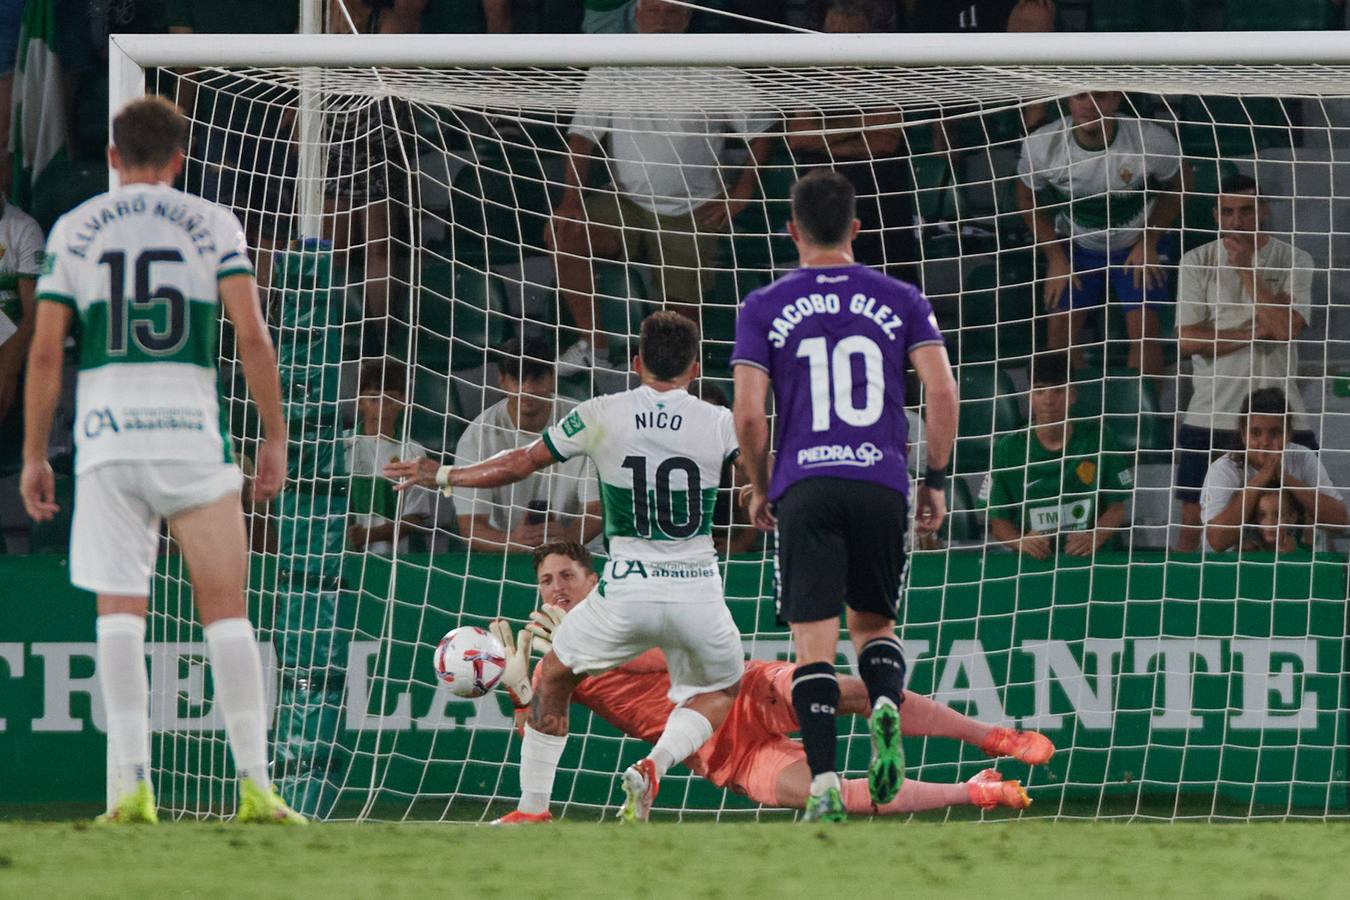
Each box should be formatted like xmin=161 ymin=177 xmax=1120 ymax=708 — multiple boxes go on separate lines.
xmin=730 ymin=358 xmax=769 ymax=373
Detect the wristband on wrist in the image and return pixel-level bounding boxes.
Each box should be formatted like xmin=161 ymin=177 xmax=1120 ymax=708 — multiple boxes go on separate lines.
xmin=435 ymin=465 xmax=454 ymax=497
xmin=923 ymin=465 xmax=947 ymax=490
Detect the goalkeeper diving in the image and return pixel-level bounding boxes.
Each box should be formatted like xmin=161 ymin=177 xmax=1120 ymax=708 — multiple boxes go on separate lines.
xmin=494 ymin=540 xmax=1053 ymax=816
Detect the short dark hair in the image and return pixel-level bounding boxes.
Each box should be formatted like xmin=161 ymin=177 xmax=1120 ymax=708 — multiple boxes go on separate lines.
xmin=1220 ymin=172 xmax=1258 ymax=196
xmin=1242 ymin=386 xmax=1290 ymax=421
xmin=692 ymin=379 xmax=728 ymax=408
xmin=494 ymin=335 xmax=554 ymax=383
xmin=791 ymin=170 xmax=856 ymax=246
xmin=358 ymin=358 xmax=408 ymax=396
xmin=112 ymin=96 xmax=188 ymax=169
xmin=639 ymin=311 xmax=700 ymax=381
xmin=1030 ymin=352 xmax=1070 ymax=387
xmin=531 ymin=540 xmax=593 ymax=573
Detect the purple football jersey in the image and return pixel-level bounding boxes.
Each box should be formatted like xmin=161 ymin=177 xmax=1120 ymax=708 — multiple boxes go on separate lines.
xmin=730 ymin=264 xmax=945 ymax=500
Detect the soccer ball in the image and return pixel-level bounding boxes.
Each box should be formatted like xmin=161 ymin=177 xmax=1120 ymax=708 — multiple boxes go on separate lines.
xmin=433 ymin=626 xmax=507 ymax=698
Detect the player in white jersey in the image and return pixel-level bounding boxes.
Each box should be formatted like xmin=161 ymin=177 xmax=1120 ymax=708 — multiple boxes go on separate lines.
xmin=387 ymin=312 xmax=744 ymax=823
xmin=19 ymin=97 xmax=303 ymax=825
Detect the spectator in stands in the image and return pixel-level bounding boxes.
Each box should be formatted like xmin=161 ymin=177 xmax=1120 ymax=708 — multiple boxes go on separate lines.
xmin=454 ymin=336 xmax=601 ymax=552
xmin=346 ymin=359 xmax=434 ymax=555
xmin=0 ymin=197 xmax=44 ymax=424
xmin=1200 ymin=387 xmax=1345 ymax=554
xmin=787 ymin=0 xmax=916 ymax=280
xmin=1173 ymin=173 xmax=1318 ymax=552
xmin=547 ymin=0 xmax=778 ymax=370
xmin=0 ymin=0 xmax=21 ymax=196
xmin=1016 ymin=90 xmax=1186 ymax=378
xmin=901 ymin=0 xmax=1054 ymax=32
xmin=979 ymin=352 xmax=1133 ymax=559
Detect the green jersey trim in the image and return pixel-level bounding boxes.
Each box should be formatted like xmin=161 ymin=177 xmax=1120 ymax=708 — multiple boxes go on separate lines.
xmin=37 ymin=291 xmax=77 ymax=310
xmin=217 ymin=266 xmax=255 ymax=280
xmin=540 ymin=430 xmax=569 ymax=463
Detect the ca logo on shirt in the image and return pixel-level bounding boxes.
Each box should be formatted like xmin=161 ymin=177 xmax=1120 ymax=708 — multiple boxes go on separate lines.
xmin=1075 ymin=460 xmax=1098 ymax=485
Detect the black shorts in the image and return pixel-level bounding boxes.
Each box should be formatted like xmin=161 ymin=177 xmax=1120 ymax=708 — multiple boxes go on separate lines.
xmin=773 ymin=477 xmax=909 ymax=625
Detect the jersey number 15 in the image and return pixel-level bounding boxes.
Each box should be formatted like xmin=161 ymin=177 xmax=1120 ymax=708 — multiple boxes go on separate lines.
xmin=100 ymin=248 xmax=188 ymax=356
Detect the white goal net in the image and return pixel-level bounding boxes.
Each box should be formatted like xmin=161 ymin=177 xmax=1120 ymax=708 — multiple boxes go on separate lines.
xmin=113 ymin=32 xmax=1350 ymax=822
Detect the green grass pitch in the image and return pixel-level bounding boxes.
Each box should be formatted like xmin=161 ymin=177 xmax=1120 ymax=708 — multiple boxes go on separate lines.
xmin=0 ymin=819 xmax=1345 ymax=898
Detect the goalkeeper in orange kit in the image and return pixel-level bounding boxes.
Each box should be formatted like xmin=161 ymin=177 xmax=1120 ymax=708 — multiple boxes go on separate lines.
xmin=492 ymin=542 xmax=1053 ymax=818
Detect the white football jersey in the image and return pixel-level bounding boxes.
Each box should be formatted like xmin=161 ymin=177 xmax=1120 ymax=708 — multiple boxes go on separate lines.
xmin=542 ymin=384 xmax=739 ymax=562
xmin=1018 ymin=116 xmax=1182 ymax=253
xmin=36 ymin=183 xmax=254 ymax=474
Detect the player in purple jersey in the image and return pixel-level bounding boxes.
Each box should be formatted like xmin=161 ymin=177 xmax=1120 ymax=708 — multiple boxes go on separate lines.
xmin=730 ymin=170 xmax=959 ymax=822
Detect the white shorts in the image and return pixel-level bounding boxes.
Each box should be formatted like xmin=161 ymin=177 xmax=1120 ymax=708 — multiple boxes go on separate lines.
xmin=550 ymin=559 xmax=745 ymax=705
xmin=70 ymin=460 xmax=244 ymax=596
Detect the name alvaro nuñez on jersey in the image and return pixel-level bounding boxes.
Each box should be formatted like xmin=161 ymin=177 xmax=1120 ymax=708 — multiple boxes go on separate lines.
xmin=65 ymin=196 xmax=220 ymax=259
xmin=764 ymin=290 xmax=905 ymax=348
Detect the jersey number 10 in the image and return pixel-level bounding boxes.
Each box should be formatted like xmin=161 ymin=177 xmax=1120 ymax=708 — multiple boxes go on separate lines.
xmin=99 ymin=248 xmax=188 ymax=356
xmin=796 ymin=335 xmax=885 ymax=432
xmin=621 ymin=455 xmax=703 ymax=540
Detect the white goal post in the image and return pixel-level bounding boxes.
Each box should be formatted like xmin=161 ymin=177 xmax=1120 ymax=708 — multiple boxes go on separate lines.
xmin=104 ymin=30 xmax=1350 ymax=823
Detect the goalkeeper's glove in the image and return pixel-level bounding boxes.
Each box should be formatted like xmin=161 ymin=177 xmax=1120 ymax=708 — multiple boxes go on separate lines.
xmin=489 ymin=619 xmax=533 ymax=710
xmin=525 ymin=604 xmax=567 ymax=654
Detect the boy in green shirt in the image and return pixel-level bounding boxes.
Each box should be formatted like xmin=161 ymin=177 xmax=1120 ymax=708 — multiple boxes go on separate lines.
xmin=979 ymin=353 xmax=1133 ymax=559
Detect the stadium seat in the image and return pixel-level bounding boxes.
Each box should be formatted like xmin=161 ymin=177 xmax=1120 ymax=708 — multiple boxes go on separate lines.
xmin=948 ymin=258 xmax=1036 ymax=367
xmin=30 ymin=158 xmax=108 ymax=234
xmin=1178 ymin=96 xmax=1293 ymax=160
xmin=449 ymin=144 xmax=555 ymax=266
xmin=1071 ymin=366 xmax=1170 ymax=455
xmin=414 ymin=257 xmax=512 ymax=374
xmin=955 ymin=363 xmax=1024 ymax=477
xmin=592 ymin=260 xmax=655 ymax=368
xmin=408 ymin=368 xmax=468 ymax=454
xmin=912 ymin=155 xmax=957 ymax=225
xmin=1220 ymin=0 xmax=1336 ymax=30
xmin=1091 ymin=0 xmax=1194 ymax=30
xmin=944 ymin=476 xmax=982 ymax=545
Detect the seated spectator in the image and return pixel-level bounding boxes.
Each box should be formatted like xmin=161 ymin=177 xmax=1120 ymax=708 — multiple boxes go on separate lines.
xmin=547 ymin=0 xmax=777 ymax=369
xmin=1250 ymin=489 xmax=1308 ymax=555
xmin=979 ymin=352 xmax=1133 ymax=559
xmin=1173 ymin=173 xmax=1317 ymax=552
xmin=902 ymin=0 xmax=1052 ymax=32
xmin=454 ymin=336 xmax=601 ymax=552
xmin=0 ymin=196 xmax=43 ymax=424
xmin=787 ymin=0 xmax=915 ymax=280
xmin=1200 ymin=387 xmax=1346 ymax=554
xmin=1016 ymin=90 xmax=1186 ymax=377
xmin=346 ymin=360 xmax=434 ymax=555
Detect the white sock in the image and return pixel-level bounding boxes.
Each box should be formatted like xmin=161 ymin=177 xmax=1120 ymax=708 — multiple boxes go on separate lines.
xmin=648 ymin=707 xmax=714 ymax=779
xmin=203 ymin=618 xmax=271 ymax=791
xmin=810 ymin=771 xmax=841 ymax=796
xmin=518 ymin=724 xmax=568 ymax=815
xmin=96 ymin=614 xmax=151 ymax=792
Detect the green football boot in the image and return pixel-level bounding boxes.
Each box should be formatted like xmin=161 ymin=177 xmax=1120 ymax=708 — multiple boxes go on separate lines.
xmin=803 ymin=786 xmax=847 ymax=824
xmin=867 ymin=697 xmax=905 ymax=805
xmin=96 ymin=781 xmax=159 ymax=825
xmin=237 ymin=779 xmax=308 ymax=825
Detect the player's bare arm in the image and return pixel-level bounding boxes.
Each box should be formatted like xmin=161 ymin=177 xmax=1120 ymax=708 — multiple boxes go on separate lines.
xmin=910 ymin=343 xmax=958 ymax=535
xmin=385 ymin=439 xmax=555 ymax=493
xmin=18 ymin=302 xmax=72 ymax=521
xmin=731 ymin=364 xmax=775 ymax=531
xmin=220 ymin=274 xmax=287 ymax=501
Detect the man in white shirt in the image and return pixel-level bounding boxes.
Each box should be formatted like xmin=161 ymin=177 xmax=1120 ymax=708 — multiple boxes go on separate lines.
xmin=454 ymin=336 xmax=601 ymax=552
xmin=346 ymin=359 xmax=433 ymax=555
xmin=1174 ymin=173 xmax=1318 ymax=552
xmin=1016 ymin=91 xmax=1186 ymax=377
xmin=546 ymin=0 xmax=778 ymax=369
xmin=0 ymin=197 xmax=43 ymax=423
xmin=1199 ymin=387 xmax=1344 ymax=554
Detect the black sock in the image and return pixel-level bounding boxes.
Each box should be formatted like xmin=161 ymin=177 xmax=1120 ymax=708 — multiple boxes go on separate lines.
xmin=791 ymin=662 xmax=840 ymax=779
xmin=858 ymin=636 xmax=906 ymax=710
